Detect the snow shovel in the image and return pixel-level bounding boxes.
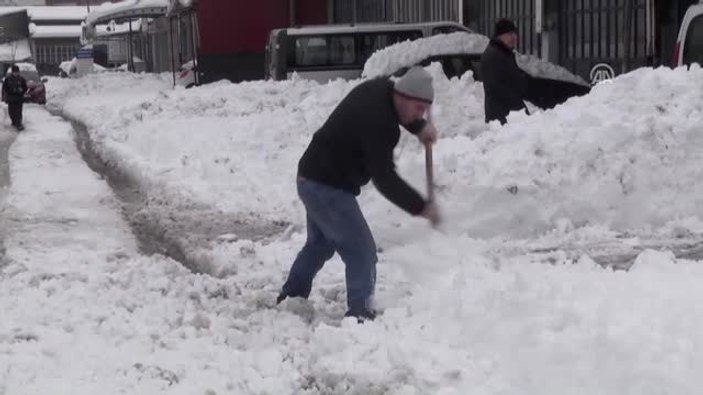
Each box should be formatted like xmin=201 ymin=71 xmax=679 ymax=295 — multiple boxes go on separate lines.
xmin=425 ymin=141 xmax=435 ymax=203
xmin=424 ymin=108 xmax=442 ymax=230
xmin=425 ymin=107 xmax=437 ymax=204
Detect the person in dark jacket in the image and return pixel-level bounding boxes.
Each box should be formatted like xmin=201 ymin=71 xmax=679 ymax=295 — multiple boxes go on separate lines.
xmin=277 ymin=66 xmax=441 ymax=322
xmin=2 ymin=65 xmax=28 ymax=131
xmin=481 ymin=18 xmax=528 ymax=125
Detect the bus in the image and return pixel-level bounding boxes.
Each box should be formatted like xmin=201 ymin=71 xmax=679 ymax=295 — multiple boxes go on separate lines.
xmin=265 ymin=21 xmax=471 ymax=82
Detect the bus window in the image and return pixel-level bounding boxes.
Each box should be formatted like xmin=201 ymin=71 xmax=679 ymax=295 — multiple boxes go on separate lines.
xmin=683 ymin=15 xmax=703 ymax=66
xmin=329 ymin=35 xmax=356 ymax=65
xmin=295 ymin=37 xmax=327 ymax=66
xmin=358 ymin=30 xmax=422 ymax=62
xmin=291 ymin=35 xmax=356 ymax=67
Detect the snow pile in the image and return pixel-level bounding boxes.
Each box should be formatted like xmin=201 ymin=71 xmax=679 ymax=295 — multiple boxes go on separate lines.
xmin=363 ymin=32 xmax=587 ymax=86
xmin=425 ymin=65 xmax=703 ymax=237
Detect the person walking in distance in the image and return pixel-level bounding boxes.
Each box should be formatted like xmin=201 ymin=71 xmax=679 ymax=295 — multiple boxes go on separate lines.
xmin=481 ymin=18 xmax=528 ymax=125
xmin=2 ymin=65 xmax=28 ymax=131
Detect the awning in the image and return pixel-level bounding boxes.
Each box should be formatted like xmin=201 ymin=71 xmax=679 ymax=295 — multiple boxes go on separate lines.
xmin=29 ymin=24 xmax=82 ymax=39
xmin=85 ymin=0 xmax=168 ymax=27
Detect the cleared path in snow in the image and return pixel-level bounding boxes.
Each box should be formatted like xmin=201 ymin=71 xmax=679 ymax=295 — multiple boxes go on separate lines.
xmin=58 ymin=112 xmax=287 ymax=276
xmin=0 ymin=106 xmax=139 ymax=265
xmin=0 ymin=123 xmax=13 ymax=266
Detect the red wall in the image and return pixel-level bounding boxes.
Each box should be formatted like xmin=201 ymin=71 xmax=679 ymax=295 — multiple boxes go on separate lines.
xmin=295 ymin=0 xmax=328 ymax=26
xmin=198 ymin=0 xmax=328 ymax=55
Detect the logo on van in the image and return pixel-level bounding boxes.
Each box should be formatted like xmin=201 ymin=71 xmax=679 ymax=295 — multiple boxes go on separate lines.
xmin=590 ymin=63 xmax=615 ymax=85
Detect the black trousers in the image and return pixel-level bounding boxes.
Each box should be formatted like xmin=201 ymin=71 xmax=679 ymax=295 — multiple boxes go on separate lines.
xmin=8 ymin=102 xmax=23 ymax=126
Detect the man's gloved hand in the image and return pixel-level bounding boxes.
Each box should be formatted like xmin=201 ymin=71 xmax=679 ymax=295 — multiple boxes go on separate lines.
xmin=420 ymin=201 xmax=441 ymax=227
xmin=418 ymin=122 xmax=438 ymax=145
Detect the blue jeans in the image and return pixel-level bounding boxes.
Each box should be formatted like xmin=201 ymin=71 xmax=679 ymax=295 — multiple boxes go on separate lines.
xmin=282 ymin=178 xmax=377 ymax=313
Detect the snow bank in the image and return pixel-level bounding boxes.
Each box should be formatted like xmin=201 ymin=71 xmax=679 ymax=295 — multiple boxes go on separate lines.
xmin=363 ymin=32 xmax=587 ymax=86
xmin=428 ymin=65 xmax=703 ymax=237
xmin=47 ymin=64 xmax=703 ymax=240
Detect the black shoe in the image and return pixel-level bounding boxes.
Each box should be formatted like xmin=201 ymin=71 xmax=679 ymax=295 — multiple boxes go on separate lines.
xmin=15 ymin=124 xmax=24 ymax=131
xmin=345 ymin=308 xmax=376 ymax=323
xmin=276 ymin=292 xmax=287 ymax=305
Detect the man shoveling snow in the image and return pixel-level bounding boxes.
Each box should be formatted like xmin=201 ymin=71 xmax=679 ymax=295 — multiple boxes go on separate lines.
xmin=277 ymin=67 xmax=441 ymax=322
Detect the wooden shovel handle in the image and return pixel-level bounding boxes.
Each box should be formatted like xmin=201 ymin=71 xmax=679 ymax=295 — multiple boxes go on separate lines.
xmin=425 ymin=141 xmax=434 ymax=203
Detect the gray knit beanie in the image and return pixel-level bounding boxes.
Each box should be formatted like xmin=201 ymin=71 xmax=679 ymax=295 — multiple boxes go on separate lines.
xmin=393 ymin=66 xmax=434 ymax=103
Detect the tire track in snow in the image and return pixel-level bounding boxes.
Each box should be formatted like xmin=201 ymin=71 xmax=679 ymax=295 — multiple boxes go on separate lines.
xmin=49 ymin=108 xmax=287 ymax=276
xmin=0 ymin=126 xmax=15 ymax=267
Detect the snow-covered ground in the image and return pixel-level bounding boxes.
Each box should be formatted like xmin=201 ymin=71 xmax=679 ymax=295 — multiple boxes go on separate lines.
xmin=1 ymin=62 xmax=703 ymax=393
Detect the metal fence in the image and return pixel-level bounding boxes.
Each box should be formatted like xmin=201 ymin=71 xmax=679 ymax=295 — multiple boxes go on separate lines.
xmin=332 ymin=0 xmax=461 ymax=24
xmin=34 ymin=42 xmax=80 ymax=65
xmin=469 ymin=0 xmax=654 ymax=82
xmin=558 ymin=0 xmax=651 ymax=79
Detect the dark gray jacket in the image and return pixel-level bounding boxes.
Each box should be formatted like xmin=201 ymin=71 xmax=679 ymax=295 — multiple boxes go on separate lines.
xmin=2 ymin=74 xmax=27 ymax=104
xmin=298 ymin=78 xmax=427 ymax=215
xmin=480 ymin=38 xmax=528 ymax=124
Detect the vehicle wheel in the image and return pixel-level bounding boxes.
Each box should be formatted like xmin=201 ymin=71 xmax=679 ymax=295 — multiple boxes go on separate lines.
xmin=186 ymin=83 xmax=196 ymax=89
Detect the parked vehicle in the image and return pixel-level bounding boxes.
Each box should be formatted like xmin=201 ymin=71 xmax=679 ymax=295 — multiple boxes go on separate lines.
xmin=177 ymin=60 xmax=197 ymax=88
xmin=265 ymin=21 xmax=471 ymax=82
xmin=673 ymin=1 xmax=703 ymax=67
xmin=3 ymin=63 xmax=47 ymax=105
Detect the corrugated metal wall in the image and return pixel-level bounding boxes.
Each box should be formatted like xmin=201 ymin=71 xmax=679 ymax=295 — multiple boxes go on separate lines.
xmin=332 ymin=0 xmax=460 ymax=23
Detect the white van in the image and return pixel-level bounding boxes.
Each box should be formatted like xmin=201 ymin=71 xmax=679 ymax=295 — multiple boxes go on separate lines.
xmin=673 ymin=1 xmax=703 ymax=67
xmin=264 ymin=21 xmax=471 ymax=82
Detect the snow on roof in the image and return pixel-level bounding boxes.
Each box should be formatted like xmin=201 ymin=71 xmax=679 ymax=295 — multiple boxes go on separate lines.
xmin=362 ymin=32 xmax=489 ymax=78
xmin=85 ymin=0 xmax=167 ymax=26
xmin=0 ymin=7 xmax=25 ymax=17
xmin=0 ymin=6 xmax=87 ymax=21
xmin=26 ymin=6 xmax=87 ymax=21
xmin=29 ymin=23 xmax=82 ymax=39
xmin=0 ymin=39 xmax=32 ymax=63
xmin=95 ymin=20 xmax=143 ymax=36
xmin=363 ymin=32 xmax=588 ymax=85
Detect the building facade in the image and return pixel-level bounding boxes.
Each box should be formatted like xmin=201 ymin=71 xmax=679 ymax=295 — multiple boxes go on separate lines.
xmin=329 ymin=0 xmax=697 ymax=83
